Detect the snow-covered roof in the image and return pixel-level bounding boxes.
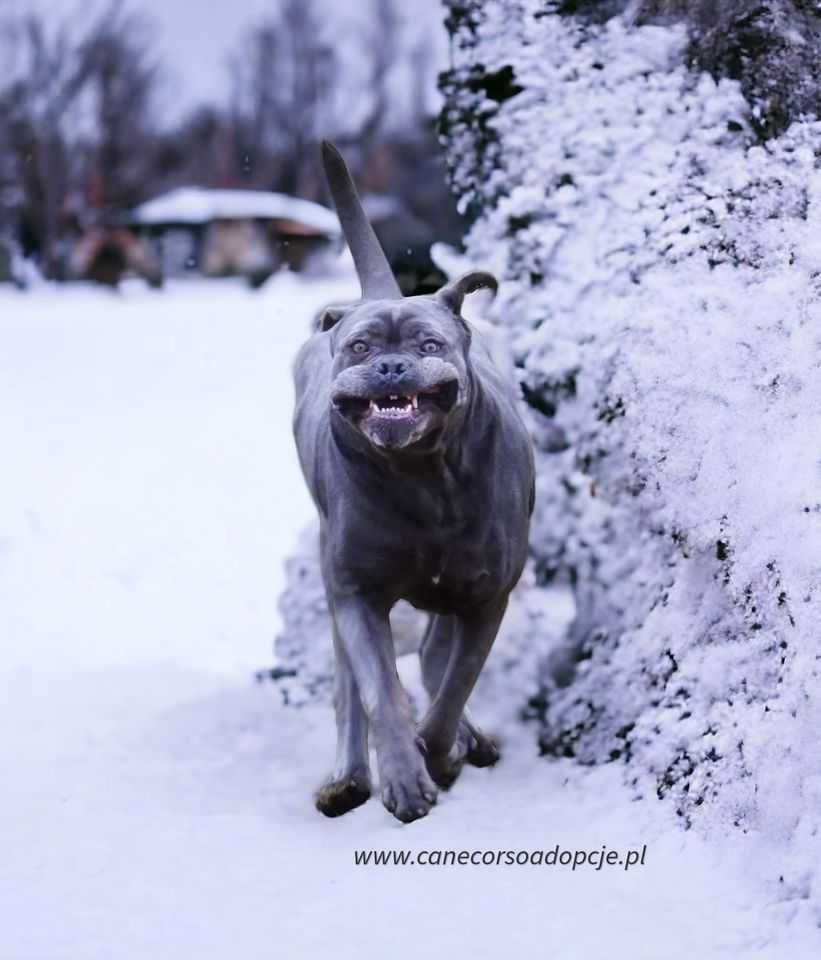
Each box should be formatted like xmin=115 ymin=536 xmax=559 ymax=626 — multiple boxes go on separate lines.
xmin=130 ymin=187 xmax=341 ymax=235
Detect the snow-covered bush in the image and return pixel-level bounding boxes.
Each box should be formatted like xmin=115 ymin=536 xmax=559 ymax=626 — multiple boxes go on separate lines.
xmin=440 ymin=0 xmax=821 ymax=873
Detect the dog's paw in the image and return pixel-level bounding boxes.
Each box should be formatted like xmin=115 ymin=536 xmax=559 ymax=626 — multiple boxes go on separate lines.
xmin=315 ymin=770 xmax=371 ymax=818
xmin=425 ymin=735 xmax=468 ymax=790
xmin=379 ymin=744 xmax=438 ymax=823
xmin=381 ymin=772 xmax=438 ymax=823
xmin=461 ymin=723 xmax=500 ymax=768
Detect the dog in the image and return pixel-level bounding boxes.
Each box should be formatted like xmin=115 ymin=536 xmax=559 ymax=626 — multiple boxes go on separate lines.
xmin=291 ymin=142 xmax=534 ymax=823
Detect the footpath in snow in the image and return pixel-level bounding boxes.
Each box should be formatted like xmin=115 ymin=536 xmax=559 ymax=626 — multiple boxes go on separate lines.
xmin=0 ymin=275 xmax=815 ymax=958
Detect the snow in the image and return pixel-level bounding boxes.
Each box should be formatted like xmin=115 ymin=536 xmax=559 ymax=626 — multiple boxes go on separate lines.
xmin=0 ymin=276 xmax=342 ymax=675
xmin=1 ymin=273 xmax=819 ymax=956
xmin=131 ymin=186 xmax=342 ymax=235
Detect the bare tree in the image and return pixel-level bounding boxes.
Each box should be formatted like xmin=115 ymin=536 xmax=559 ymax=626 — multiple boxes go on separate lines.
xmin=0 ymin=12 xmax=96 ymax=275
xmin=355 ymin=0 xmax=401 ymax=155
xmin=229 ymin=0 xmax=336 ymax=194
xmin=152 ymin=106 xmax=235 ymax=190
xmin=0 ymin=2 xmax=160 ymax=275
xmin=82 ymin=2 xmax=159 ymax=212
xmin=229 ymin=0 xmax=402 ymax=196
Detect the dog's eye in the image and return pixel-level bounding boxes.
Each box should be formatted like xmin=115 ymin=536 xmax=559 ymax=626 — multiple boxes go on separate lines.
xmin=421 ymin=340 xmax=441 ymax=354
xmin=350 ymin=340 xmax=369 ymax=354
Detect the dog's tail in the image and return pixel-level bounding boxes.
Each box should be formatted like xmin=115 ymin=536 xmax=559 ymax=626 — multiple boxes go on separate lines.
xmin=321 ymin=141 xmax=401 ymax=300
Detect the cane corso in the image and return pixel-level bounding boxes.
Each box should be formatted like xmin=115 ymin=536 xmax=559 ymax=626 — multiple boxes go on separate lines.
xmin=292 ymin=142 xmax=534 ymax=823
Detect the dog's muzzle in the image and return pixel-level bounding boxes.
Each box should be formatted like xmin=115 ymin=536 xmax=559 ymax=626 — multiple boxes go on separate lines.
xmin=331 ymin=359 xmax=462 ymax=450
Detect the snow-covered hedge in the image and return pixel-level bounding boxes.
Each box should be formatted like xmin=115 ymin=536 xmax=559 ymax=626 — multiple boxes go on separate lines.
xmin=440 ymin=0 xmax=821 ymax=871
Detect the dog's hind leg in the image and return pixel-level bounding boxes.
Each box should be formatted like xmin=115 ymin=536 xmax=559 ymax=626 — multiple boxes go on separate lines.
xmin=458 ymin=707 xmax=501 ymax=769
xmin=419 ymin=598 xmax=507 ymax=787
xmin=418 ymin=614 xmax=453 ymax=698
xmin=315 ymin=629 xmax=372 ymax=818
xmin=419 ymin=614 xmax=500 ymax=782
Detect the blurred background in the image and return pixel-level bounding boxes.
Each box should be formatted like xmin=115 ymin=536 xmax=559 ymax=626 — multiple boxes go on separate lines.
xmin=0 ymin=0 xmax=462 ymax=293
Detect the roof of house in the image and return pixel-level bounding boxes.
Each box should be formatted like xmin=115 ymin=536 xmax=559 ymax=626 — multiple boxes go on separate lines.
xmin=130 ymin=187 xmax=341 ymax=235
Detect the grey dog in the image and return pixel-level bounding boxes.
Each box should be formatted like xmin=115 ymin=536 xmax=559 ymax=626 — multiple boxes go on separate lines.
xmin=291 ymin=142 xmax=534 ymax=823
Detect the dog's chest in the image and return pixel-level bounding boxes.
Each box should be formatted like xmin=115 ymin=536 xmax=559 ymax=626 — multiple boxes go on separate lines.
xmin=383 ymin=467 xmax=510 ymax=606
xmin=405 ymin=568 xmax=495 ymax=615
xmin=401 ymin=533 xmax=501 ymax=613
xmin=331 ymin=439 xmax=525 ymax=611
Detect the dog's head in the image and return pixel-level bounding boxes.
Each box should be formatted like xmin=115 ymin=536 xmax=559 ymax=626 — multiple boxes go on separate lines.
xmin=317 ymin=141 xmax=497 ymax=453
xmin=322 ymin=272 xmax=497 ymax=453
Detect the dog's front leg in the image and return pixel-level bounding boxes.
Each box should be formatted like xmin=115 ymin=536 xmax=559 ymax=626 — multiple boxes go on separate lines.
xmin=418 ymin=597 xmax=508 ymax=788
xmin=333 ymin=594 xmax=438 ymax=823
xmin=315 ymin=628 xmax=372 ymax=817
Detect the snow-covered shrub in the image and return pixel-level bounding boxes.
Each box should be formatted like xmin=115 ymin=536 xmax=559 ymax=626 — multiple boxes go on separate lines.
xmin=440 ymin=0 xmax=821 ymax=868
xmin=543 ymin=2 xmax=821 ymax=140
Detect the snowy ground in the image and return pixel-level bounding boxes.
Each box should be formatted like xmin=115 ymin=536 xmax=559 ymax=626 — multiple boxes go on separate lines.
xmin=1 ymin=274 xmax=816 ymax=958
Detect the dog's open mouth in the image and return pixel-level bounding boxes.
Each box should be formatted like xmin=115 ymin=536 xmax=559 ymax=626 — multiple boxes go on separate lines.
xmin=335 ymin=380 xmax=459 ymax=421
xmin=370 ymin=395 xmax=417 ymax=418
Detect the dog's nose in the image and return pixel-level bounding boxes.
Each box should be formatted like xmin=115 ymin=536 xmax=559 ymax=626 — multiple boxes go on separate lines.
xmin=377 ymin=358 xmax=407 ymax=377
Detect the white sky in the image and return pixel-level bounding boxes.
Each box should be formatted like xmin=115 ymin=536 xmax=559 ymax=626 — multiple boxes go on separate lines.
xmin=6 ymin=0 xmax=449 ymax=120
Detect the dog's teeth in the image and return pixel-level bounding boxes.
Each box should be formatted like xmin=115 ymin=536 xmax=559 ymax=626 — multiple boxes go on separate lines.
xmin=368 ymin=395 xmax=417 ymax=418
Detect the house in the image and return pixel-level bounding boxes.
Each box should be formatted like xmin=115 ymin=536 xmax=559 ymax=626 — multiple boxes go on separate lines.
xmin=128 ymin=187 xmax=342 ymax=286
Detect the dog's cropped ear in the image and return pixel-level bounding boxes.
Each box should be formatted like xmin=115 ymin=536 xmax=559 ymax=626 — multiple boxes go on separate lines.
xmin=315 ymin=305 xmax=350 ymax=332
xmin=436 ymin=271 xmax=498 ymax=316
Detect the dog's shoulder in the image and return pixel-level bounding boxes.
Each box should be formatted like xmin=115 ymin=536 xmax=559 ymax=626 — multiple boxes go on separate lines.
xmin=466 ymin=317 xmax=522 ymax=414
xmin=293 ymin=329 xmax=332 ymax=396
xmin=292 ymin=331 xmax=334 ymax=452
xmin=467 ymin=317 xmax=516 ymax=380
